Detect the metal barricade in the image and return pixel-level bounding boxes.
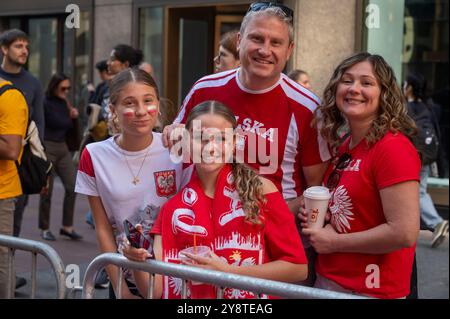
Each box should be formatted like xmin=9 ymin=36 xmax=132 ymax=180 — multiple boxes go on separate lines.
xmin=82 ymin=253 xmax=368 ymax=299
xmin=0 ymin=234 xmax=66 ymax=299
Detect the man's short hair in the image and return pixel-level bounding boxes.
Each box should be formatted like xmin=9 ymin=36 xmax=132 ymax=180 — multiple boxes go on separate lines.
xmin=0 ymin=29 xmax=29 ymax=47
xmin=95 ymin=60 xmax=108 ymax=73
xmin=240 ymin=6 xmax=294 ymax=43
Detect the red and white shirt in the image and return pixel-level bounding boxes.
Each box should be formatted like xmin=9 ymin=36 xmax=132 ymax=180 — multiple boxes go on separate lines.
xmin=75 ymin=133 xmax=186 ymax=243
xmin=175 ymin=69 xmax=331 ymax=199
xmin=151 ymin=164 xmax=307 ymax=299
xmin=317 ymin=132 xmax=421 ymax=298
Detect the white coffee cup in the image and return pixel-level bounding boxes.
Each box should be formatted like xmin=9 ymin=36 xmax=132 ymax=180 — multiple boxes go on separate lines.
xmin=303 ymin=186 xmax=331 ymax=229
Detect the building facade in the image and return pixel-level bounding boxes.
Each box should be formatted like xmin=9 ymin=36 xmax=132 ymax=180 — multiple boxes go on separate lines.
xmin=1 ymin=0 xmax=448 ymax=203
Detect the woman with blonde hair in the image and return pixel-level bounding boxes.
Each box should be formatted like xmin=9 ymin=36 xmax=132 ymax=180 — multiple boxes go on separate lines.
xmin=124 ymin=100 xmax=308 ymax=299
xmin=301 ymin=52 xmax=421 ymax=298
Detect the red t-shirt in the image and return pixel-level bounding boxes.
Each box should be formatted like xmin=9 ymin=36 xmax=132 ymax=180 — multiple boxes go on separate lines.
xmin=174 ymin=69 xmax=331 ymax=199
xmin=151 ymin=164 xmax=307 ymax=299
xmin=316 ymin=132 xmax=421 ymax=298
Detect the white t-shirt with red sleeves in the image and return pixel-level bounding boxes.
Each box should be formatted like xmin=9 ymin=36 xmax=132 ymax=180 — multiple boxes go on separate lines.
xmin=75 ymin=133 xmax=186 ymax=242
xmin=174 ymin=68 xmax=331 ymax=199
xmin=317 ymin=131 xmax=421 ymax=299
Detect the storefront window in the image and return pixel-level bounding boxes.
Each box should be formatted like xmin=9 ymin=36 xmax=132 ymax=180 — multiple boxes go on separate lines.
xmin=0 ymin=12 xmax=92 ymax=125
xmin=64 ymin=11 xmax=92 ymax=125
xmin=139 ymin=7 xmax=164 ymax=93
xmin=403 ymin=0 xmax=449 ymax=178
xmin=28 ymin=18 xmax=58 ymax=91
xmin=365 ymin=0 xmax=449 ymax=179
xmin=365 ymin=0 xmax=405 ymax=83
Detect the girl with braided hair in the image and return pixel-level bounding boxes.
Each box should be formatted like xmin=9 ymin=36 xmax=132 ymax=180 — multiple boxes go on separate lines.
xmin=124 ymin=100 xmax=307 ymax=299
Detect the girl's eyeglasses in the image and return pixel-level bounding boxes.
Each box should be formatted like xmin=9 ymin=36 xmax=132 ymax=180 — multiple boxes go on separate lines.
xmin=326 ymin=153 xmax=352 ymax=191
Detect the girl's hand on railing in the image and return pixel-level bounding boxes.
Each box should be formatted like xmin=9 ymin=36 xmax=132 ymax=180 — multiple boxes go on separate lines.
xmin=181 ymin=251 xmax=230 ymax=272
xmin=122 ymin=243 xmax=151 ymax=262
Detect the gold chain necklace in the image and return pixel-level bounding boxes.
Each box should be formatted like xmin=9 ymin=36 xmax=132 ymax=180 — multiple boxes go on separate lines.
xmin=118 ymin=137 xmax=151 ymax=185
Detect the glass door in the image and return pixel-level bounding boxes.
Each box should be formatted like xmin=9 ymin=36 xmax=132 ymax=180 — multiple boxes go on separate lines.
xmin=28 ymin=17 xmax=58 ymax=92
xmin=165 ymin=7 xmax=215 ymax=107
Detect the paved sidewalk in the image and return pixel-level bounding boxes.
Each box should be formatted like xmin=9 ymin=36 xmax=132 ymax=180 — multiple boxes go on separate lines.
xmin=10 ymin=179 xmax=450 ymax=299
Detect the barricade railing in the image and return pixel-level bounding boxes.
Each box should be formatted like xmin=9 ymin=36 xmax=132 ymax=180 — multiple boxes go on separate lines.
xmin=82 ymin=253 xmax=368 ymax=299
xmin=0 ymin=234 xmax=66 ymax=299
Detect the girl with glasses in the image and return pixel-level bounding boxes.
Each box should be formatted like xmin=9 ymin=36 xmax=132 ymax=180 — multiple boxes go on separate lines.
xmin=125 ymin=101 xmax=308 ymax=299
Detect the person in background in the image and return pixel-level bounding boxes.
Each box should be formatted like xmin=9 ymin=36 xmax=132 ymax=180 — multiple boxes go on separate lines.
xmin=0 ymin=78 xmax=28 ymax=297
xmin=88 ymin=60 xmax=112 ymax=106
xmin=0 ymin=28 xmax=45 ymax=289
xmin=301 ymin=52 xmax=420 ymax=298
xmin=124 ymin=101 xmax=308 ymax=299
xmin=287 ymin=69 xmax=312 ymax=90
xmin=39 ymin=73 xmax=82 ymax=241
xmin=403 ymin=72 xmax=448 ymax=248
xmin=213 ymin=30 xmax=240 ymax=73
xmin=95 ymin=44 xmax=144 ymax=138
xmin=139 ymin=62 xmax=154 ymax=77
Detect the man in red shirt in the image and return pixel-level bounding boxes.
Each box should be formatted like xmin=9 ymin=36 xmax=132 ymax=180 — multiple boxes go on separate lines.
xmin=164 ymin=2 xmax=330 ymax=215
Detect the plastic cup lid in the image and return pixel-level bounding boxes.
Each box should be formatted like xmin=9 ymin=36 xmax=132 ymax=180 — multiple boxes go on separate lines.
xmin=303 ymin=186 xmax=331 ymax=200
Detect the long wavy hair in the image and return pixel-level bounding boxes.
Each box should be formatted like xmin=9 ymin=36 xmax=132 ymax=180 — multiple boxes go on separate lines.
xmin=185 ymin=100 xmax=266 ymax=225
xmin=316 ymin=52 xmax=417 ymax=150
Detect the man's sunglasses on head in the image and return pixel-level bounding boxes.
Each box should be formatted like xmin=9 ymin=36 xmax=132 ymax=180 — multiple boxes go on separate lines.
xmin=247 ymin=1 xmax=294 ymax=20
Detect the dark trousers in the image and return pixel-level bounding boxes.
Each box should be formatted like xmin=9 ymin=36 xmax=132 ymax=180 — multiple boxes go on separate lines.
xmin=0 ymin=198 xmax=15 ymax=298
xmin=407 ymin=253 xmax=418 ymax=299
xmin=13 ymin=194 xmax=28 ymax=237
xmin=39 ymin=141 xmax=77 ymax=230
xmin=108 ymin=277 xmax=142 ymax=299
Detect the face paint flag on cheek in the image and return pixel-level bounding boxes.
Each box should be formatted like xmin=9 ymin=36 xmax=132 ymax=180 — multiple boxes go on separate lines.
xmin=122 ymin=108 xmax=135 ymax=118
xmin=147 ymin=105 xmax=158 ymax=115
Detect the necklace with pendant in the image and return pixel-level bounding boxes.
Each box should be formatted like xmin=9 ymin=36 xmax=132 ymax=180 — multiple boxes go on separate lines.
xmin=118 ymin=137 xmax=151 ymax=185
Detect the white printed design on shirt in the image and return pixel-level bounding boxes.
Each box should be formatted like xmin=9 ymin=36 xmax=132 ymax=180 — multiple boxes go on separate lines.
xmin=215 ymin=232 xmax=261 ymax=299
xmin=329 ymin=185 xmax=354 ymax=233
xmin=164 ymin=249 xmax=184 ymax=298
xmin=236 ymin=117 xmax=275 ymax=143
xmin=219 ymin=187 xmax=246 ymax=226
xmin=171 ymin=208 xmax=208 ymax=236
xmin=220 ymin=250 xmax=256 ymax=299
xmin=214 ymin=232 xmax=261 ymax=251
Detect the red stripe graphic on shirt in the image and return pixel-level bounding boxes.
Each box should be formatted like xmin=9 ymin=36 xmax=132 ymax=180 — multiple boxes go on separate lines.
xmin=282 ymin=77 xmax=320 ymax=107
xmin=175 ymin=70 xmax=237 ymax=122
xmin=194 ymin=69 xmax=237 ymax=86
xmin=78 ymin=148 xmax=95 ymax=177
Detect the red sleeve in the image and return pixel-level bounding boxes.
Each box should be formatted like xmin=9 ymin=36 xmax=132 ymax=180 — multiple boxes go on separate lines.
xmin=263 ymin=192 xmax=307 ymax=264
xmin=174 ymin=86 xmax=198 ymax=124
xmin=297 ymin=109 xmax=331 ymax=166
xmin=150 ymin=203 xmax=165 ymax=235
xmin=78 ymin=147 xmax=95 ymax=177
xmin=371 ymin=134 xmax=421 ymax=190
